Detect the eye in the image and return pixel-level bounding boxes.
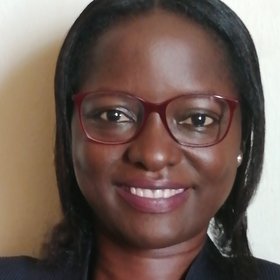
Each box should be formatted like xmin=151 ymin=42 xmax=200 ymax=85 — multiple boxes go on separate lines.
xmin=179 ymin=113 xmax=217 ymax=127
xmin=87 ymin=107 xmax=137 ymax=124
xmin=100 ymin=109 xmax=131 ymax=123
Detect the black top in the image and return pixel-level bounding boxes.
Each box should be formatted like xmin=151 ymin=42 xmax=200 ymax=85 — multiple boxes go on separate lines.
xmin=0 ymin=238 xmax=279 ymax=279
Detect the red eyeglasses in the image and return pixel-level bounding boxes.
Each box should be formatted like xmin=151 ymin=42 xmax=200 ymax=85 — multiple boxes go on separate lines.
xmin=72 ymin=91 xmax=239 ymax=147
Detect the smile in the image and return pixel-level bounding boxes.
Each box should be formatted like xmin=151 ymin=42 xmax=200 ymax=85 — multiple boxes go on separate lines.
xmin=129 ymin=187 xmax=185 ymax=199
xmin=117 ymin=185 xmax=190 ymax=213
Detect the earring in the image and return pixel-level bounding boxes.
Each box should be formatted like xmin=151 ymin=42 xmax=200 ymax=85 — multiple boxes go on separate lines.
xmin=237 ymin=153 xmax=243 ymax=166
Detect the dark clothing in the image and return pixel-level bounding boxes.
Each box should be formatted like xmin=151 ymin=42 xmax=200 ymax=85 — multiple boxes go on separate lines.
xmin=0 ymin=239 xmax=280 ymax=279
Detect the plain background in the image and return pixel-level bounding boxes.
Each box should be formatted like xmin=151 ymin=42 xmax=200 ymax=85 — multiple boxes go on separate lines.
xmin=0 ymin=0 xmax=279 ymax=263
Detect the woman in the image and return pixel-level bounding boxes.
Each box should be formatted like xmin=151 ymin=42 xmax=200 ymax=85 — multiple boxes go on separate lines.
xmin=1 ymin=0 xmax=279 ymax=279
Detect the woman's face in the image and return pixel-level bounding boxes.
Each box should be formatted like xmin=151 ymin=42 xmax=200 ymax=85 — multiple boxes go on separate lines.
xmin=71 ymin=11 xmax=242 ymax=249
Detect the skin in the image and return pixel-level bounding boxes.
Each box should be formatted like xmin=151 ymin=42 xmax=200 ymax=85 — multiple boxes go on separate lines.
xmin=71 ymin=10 xmax=242 ymax=280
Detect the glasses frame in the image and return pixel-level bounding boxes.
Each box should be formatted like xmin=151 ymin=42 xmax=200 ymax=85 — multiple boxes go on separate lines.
xmin=72 ymin=91 xmax=239 ymax=147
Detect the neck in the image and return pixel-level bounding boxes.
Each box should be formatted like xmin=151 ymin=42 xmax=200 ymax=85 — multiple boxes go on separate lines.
xmin=92 ymin=232 xmax=207 ymax=280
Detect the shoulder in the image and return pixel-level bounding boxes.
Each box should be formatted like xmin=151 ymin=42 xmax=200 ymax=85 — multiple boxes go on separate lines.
xmin=192 ymin=238 xmax=280 ymax=280
xmin=254 ymin=257 xmax=280 ymax=279
xmin=0 ymin=256 xmax=37 ymax=280
xmin=0 ymin=256 xmax=79 ymax=280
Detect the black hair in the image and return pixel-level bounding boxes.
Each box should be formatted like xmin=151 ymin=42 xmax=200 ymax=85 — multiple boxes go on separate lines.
xmin=44 ymin=0 xmax=265 ymax=279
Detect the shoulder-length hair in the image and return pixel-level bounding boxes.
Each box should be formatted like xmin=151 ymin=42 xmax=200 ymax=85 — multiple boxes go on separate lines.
xmin=46 ymin=0 xmax=265 ymax=278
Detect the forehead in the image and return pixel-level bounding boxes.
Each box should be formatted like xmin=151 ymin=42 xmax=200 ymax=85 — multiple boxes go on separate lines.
xmin=81 ymin=10 xmax=236 ymax=100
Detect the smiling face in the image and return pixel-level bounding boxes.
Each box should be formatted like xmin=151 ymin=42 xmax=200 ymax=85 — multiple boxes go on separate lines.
xmin=71 ymin=10 xmax=242 ymax=249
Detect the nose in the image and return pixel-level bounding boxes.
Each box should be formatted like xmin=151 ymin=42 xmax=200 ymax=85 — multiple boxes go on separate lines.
xmin=126 ymin=113 xmax=183 ymax=172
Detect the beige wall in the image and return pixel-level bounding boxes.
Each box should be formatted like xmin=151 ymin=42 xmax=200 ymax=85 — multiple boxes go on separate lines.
xmin=0 ymin=0 xmax=280 ymax=263
xmin=0 ymin=0 xmax=91 ymax=257
xmin=0 ymin=40 xmax=60 ymax=256
xmin=0 ymin=27 xmax=56 ymax=257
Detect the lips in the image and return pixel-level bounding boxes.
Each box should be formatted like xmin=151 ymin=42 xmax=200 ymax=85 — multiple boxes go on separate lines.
xmin=115 ymin=179 xmax=190 ymax=213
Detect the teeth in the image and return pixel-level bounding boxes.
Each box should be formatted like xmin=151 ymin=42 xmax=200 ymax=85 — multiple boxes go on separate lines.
xmin=129 ymin=188 xmax=184 ymax=199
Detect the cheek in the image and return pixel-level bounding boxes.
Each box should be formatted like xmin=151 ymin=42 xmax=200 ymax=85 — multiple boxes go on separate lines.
xmin=182 ymin=148 xmax=238 ymax=226
xmin=194 ymin=146 xmax=238 ymax=182
xmin=200 ymin=149 xmax=237 ymax=202
xmin=71 ymin=114 xmax=121 ymax=206
xmin=188 ymin=123 xmax=241 ymax=210
xmin=73 ymin=139 xmax=113 ymax=179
